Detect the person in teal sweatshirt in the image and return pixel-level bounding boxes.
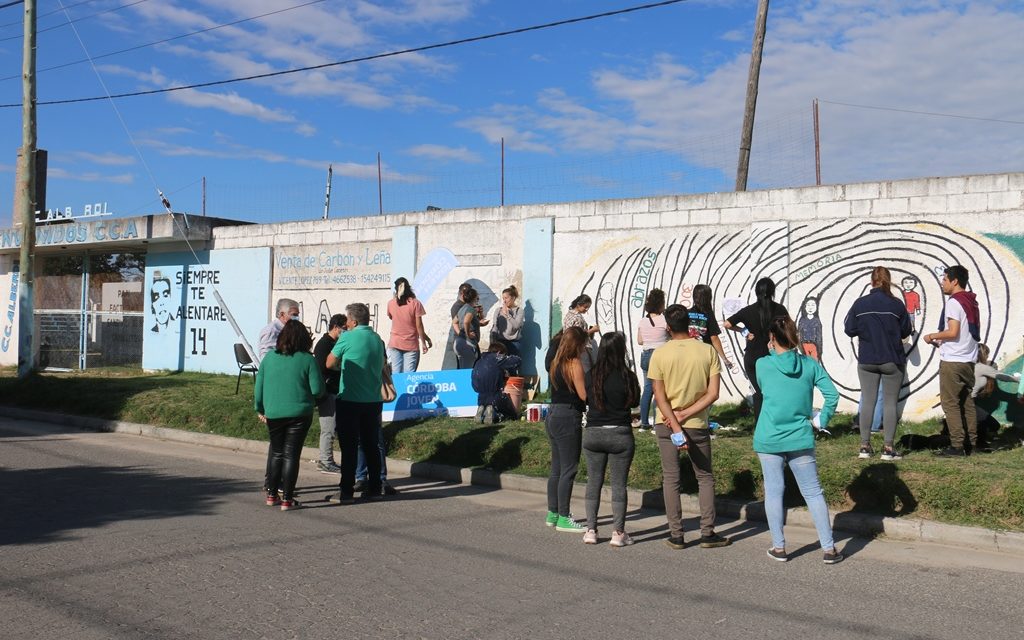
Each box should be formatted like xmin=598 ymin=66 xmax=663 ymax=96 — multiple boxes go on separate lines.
xmin=255 ymin=319 xmax=325 ymax=511
xmin=754 ymin=316 xmax=842 ymax=564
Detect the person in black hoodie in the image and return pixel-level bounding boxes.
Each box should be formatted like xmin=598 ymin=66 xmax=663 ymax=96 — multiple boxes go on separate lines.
xmin=724 ymin=277 xmax=789 ymax=421
xmin=844 ymin=267 xmax=912 ymax=460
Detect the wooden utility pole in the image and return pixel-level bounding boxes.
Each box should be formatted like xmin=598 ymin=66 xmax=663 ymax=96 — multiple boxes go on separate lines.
xmin=735 ymin=0 xmax=769 ymax=192
xmin=15 ymin=0 xmax=36 ymax=378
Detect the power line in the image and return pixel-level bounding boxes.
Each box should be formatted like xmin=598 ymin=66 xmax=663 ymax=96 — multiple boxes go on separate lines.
xmin=0 ymin=0 xmax=689 ymax=108
xmin=0 ymin=0 xmax=151 ymax=42
xmin=0 ymin=0 xmax=24 ymax=11
xmin=1 ymin=0 xmax=98 ymax=27
xmin=0 ymin=0 xmax=332 ymax=81
xmin=819 ymin=99 xmax=1024 ymax=126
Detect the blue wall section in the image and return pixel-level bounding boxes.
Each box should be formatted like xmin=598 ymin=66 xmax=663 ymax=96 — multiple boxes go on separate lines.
xmin=522 ymin=218 xmax=554 ymax=385
xmin=391 ymin=226 xmax=418 ymax=282
xmin=143 ymin=248 xmax=271 ymax=373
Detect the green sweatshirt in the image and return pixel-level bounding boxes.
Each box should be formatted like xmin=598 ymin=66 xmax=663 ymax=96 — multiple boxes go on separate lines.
xmin=753 ymin=349 xmax=839 ymax=454
xmin=254 ymin=350 xmax=325 ymax=419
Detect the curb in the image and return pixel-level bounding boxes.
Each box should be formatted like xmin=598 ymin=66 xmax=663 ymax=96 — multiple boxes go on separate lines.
xmin=4 ymin=405 xmax=1023 ymax=556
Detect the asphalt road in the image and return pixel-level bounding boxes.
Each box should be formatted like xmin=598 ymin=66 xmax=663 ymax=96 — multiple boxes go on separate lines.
xmin=2 ymin=416 xmax=1023 ymax=640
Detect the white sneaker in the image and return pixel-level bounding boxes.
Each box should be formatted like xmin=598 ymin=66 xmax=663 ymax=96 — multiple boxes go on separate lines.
xmin=583 ymin=529 xmax=598 ymax=544
xmin=610 ymin=531 xmax=634 ymax=547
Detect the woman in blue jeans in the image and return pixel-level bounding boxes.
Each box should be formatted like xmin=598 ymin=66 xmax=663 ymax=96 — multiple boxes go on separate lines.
xmin=755 ymin=316 xmax=843 ymax=564
xmin=544 ymin=326 xmax=588 ymax=532
xmin=636 ymin=289 xmax=668 ymax=431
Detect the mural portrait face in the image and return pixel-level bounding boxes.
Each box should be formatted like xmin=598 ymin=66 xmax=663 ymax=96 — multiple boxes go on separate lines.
xmin=901 ymin=276 xmax=917 ymax=291
xmin=151 ymin=278 xmax=172 ymax=328
xmin=803 ymin=298 xmax=818 ymax=316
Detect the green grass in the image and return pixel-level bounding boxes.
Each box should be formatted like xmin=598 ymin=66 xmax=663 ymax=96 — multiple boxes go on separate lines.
xmin=2 ymin=368 xmax=1023 ymax=531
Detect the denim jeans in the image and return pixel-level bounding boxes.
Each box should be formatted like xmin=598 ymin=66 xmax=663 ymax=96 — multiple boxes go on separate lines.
xmin=757 ymin=449 xmax=834 ymax=551
xmin=639 ymin=349 xmax=654 ymax=427
xmin=265 ymin=416 xmax=312 ymax=501
xmin=316 ymin=395 xmax=337 ymax=464
xmin=545 ymin=403 xmax=583 ymax=516
xmin=355 ymin=424 xmax=388 ymax=483
xmin=387 ymin=346 xmax=420 ymax=373
xmin=583 ymin=426 xmax=635 ymax=532
xmin=453 ymin=336 xmax=479 ymax=369
xmin=335 ymin=399 xmax=382 ymax=496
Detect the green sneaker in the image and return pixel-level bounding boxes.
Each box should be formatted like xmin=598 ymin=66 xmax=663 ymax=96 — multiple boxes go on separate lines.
xmin=545 ymin=511 xmax=559 ymax=527
xmin=555 ymin=515 xmax=586 ymax=532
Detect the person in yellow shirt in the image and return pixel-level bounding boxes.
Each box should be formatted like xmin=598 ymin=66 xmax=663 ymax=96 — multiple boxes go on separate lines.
xmin=650 ymin=304 xmax=731 ymax=551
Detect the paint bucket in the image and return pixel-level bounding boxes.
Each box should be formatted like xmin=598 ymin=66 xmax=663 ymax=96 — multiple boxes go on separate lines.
xmin=504 ymin=377 xmax=525 ymax=413
xmin=526 ymin=403 xmax=550 ymax=422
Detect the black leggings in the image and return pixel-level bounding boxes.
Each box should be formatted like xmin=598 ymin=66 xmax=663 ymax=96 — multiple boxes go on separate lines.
xmin=265 ymin=416 xmax=312 ymax=501
xmin=744 ymin=354 xmax=763 ymax=422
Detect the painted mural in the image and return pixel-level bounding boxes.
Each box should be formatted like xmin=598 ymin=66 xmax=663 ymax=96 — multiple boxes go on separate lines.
xmin=556 ymin=220 xmax=1024 ymax=421
xmin=143 ymin=247 xmax=271 ymax=374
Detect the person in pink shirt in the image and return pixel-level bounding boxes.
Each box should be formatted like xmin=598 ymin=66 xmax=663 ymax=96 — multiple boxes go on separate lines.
xmin=387 ymin=277 xmax=432 ymax=373
xmin=636 ymin=289 xmax=670 ymax=432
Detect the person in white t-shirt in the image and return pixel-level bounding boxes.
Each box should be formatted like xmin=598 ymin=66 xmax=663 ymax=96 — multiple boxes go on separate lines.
xmin=924 ymin=265 xmax=980 ymax=457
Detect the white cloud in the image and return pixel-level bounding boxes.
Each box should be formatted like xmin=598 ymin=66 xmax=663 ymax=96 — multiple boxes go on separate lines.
xmin=405 ymin=144 xmax=482 ymax=163
xmin=138 ymin=137 xmax=426 ymax=183
xmin=69 ymin=151 xmax=137 ymax=166
xmin=48 ymin=168 xmax=134 ymax=184
xmin=459 ymin=106 xmax=555 ymax=154
xmin=167 ymin=88 xmax=298 ymax=123
xmin=470 ymin=1 xmax=1024 ymax=185
xmin=295 ymin=123 xmax=317 ymax=137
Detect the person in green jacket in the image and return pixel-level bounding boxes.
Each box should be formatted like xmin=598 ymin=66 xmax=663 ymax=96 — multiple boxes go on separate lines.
xmin=255 ymin=319 xmax=325 ymax=511
xmin=754 ymin=315 xmax=842 ymax=564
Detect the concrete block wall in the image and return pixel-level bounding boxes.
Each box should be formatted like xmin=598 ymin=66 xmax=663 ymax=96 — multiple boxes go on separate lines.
xmin=212 ymin=171 xmax=1024 ymax=420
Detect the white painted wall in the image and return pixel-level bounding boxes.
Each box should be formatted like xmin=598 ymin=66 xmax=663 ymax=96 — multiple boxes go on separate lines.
xmin=213 ymin=171 xmax=1024 ymax=419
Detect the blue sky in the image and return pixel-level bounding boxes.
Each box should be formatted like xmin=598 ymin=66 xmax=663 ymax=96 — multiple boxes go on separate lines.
xmin=0 ymin=0 xmax=1022 ymax=225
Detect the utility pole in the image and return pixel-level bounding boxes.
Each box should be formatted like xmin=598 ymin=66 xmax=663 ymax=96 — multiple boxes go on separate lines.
xmin=15 ymin=0 xmax=36 ymax=378
xmin=813 ymin=98 xmax=821 ymax=185
xmin=377 ymin=152 xmax=383 ymax=215
xmin=735 ymin=0 xmax=769 ymax=192
xmin=322 ymin=164 xmax=332 ymax=220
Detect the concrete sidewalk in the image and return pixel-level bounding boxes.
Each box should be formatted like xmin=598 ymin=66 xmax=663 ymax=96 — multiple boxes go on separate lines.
xmin=5 ymin=404 xmax=1023 ymax=556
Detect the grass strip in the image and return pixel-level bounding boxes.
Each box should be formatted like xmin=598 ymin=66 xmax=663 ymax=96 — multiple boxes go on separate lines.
xmin=2 ymin=368 xmax=1022 ymax=531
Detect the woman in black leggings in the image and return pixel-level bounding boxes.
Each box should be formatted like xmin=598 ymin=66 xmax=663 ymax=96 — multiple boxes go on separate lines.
xmin=255 ymin=320 xmax=325 ymax=511
xmin=582 ymin=332 xmax=641 ymax=547
xmin=724 ymin=277 xmax=789 ymax=421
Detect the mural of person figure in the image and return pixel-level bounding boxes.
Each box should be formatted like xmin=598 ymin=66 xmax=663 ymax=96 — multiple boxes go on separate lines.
xmin=797 ymin=295 xmax=823 ymax=361
xmin=901 ymin=276 xmax=922 ymax=331
xmin=150 ymin=272 xmax=176 ymax=333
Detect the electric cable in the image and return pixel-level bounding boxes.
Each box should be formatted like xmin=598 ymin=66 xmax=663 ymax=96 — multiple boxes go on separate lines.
xmin=0 ymin=0 xmax=151 ymax=42
xmin=819 ymin=99 xmax=1024 ymax=126
xmin=0 ymin=0 xmax=689 ymax=108
xmin=1 ymin=0 xmax=99 ymax=28
xmin=0 ymin=0 xmax=331 ymax=81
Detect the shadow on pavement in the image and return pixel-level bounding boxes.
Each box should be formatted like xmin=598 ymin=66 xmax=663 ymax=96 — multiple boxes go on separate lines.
xmin=0 ymin=464 xmax=251 ymax=547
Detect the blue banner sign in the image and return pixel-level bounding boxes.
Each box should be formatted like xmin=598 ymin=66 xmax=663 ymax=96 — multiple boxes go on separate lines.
xmin=383 ymin=369 xmax=477 ymax=422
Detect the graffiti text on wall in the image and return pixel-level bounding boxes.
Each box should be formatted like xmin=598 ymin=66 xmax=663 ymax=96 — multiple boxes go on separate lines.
xmin=273 ymin=242 xmax=392 ymax=290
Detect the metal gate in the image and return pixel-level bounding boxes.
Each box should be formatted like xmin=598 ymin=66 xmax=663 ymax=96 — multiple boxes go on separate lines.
xmin=34 ymin=252 xmax=145 ymax=370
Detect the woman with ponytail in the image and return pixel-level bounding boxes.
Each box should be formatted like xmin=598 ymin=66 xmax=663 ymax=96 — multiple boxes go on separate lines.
xmin=843 ymin=267 xmax=912 ymax=460
xmin=724 ymin=277 xmax=789 ymax=421
xmin=636 ymin=288 xmax=669 ymax=431
xmin=387 ymin=277 xmax=431 ymax=373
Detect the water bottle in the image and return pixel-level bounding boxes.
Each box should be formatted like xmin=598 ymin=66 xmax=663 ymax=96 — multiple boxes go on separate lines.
xmin=709 ymin=421 xmax=720 ymax=430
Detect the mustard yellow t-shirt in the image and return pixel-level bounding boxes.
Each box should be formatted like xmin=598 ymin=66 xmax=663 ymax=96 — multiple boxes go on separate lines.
xmin=646 ymin=338 xmax=721 ymax=429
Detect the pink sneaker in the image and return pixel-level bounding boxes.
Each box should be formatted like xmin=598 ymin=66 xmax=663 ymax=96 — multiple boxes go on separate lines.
xmin=610 ymin=531 xmax=634 ymax=547
xmin=583 ymin=529 xmax=598 ymax=545
xmin=265 ymin=493 xmax=280 ymax=507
